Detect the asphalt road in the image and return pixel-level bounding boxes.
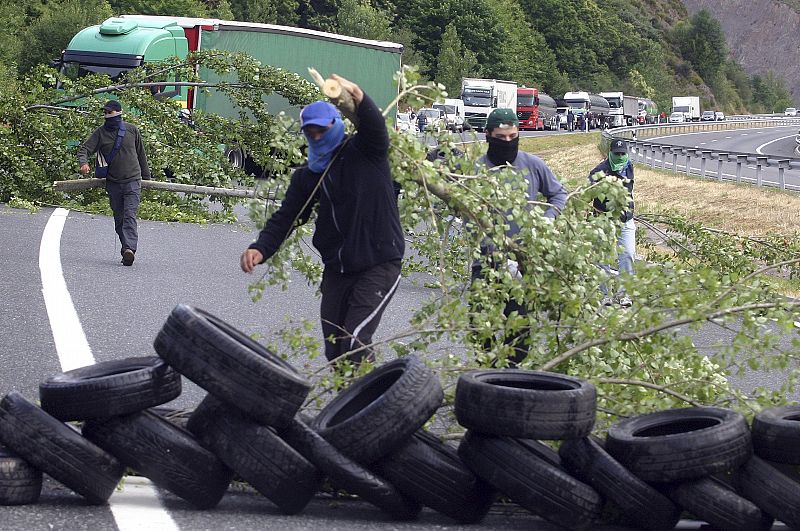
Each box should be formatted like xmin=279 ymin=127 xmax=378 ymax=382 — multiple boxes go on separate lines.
xmin=637 ymin=125 xmax=800 ymax=190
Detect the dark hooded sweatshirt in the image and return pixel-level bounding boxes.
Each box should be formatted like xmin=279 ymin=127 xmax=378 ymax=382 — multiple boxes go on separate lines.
xmin=249 ymin=94 xmax=404 ymax=274
xmin=77 ymin=120 xmax=150 ymax=184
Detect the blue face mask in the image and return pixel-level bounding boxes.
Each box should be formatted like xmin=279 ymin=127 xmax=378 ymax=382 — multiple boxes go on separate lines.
xmin=305 ymin=118 xmax=346 ymax=173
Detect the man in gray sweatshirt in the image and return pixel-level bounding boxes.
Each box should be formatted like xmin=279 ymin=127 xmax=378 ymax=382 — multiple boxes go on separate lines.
xmin=78 ymin=100 xmax=150 ymax=266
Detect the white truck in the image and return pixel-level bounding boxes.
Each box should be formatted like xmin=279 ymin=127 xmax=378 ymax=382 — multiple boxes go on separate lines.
xmin=672 ymin=96 xmax=701 ymax=122
xmin=460 ymin=78 xmax=517 ymax=131
xmin=599 ymin=92 xmax=640 ymax=127
xmin=433 ymin=98 xmax=465 ymax=132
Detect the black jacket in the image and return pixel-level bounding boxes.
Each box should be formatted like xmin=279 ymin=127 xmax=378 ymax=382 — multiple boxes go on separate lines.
xmin=77 ymin=122 xmax=150 ymax=183
xmin=249 ymin=94 xmax=404 ymax=273
xmin=588 ymin=159 xmax=634 ymax=222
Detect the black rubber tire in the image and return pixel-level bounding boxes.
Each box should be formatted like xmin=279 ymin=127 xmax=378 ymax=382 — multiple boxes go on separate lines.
xmin=454 ymin=370 xmax=596 ymax=439
xmin=0 ymin=391 xmax=123 ymax=504
xmin=153 ymin=304 xmax=310 ymax=429
xmin=280 ymin=416 xmax=422 ymax=520
xmin=751 ymin=405 xmax=800 ymax=464
xmin=83 ymin=410 xmax=232 ymax=509
xmin=371 ymin=430 xmax=495 ymax=523
xmin=0 ymin=444 xmax=42 ymax=505
xmin=458 ymin=431 xmax=601 ymax=530
xmin=664 ymin=475 xmax=773 ymax=531
xmin=605 ymin=407 xmax=752 ymax=482
xmin=39 ymin=357 xmax=182 ymax=421
xmin=558 ymin=436 xmax=680 ymax=530
xmin=187 ymin=395 xmax=322 ymax=514
xmin=310 ymin=355 xmax=443 ymax=464
xmin=734 ymin=455 xmax=800 ymax=528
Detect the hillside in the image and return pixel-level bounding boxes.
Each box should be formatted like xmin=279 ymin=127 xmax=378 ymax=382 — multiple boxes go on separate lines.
xmin=683 ymin=0 xmax=800 ymax=105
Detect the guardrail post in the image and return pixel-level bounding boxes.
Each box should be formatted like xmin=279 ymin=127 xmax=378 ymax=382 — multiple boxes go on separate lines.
xmin=777 ymin=160 xmax=789 ymax=190
xmin=699 ymin=150 xmax=712 ymax=178
xmin=755 ymin=156 xmax=768 ymax=186
xmin=735 ymin=155 xmax=748 ymax=183
xmin=684 ymin=149 xmax=691 ymax=176
xmin=716 ymin=153 xmax=728 ymax=181
xmin=640 ymin=143 xmax=650 ymax=164
xmin=661 ymin=146 xmax=668 ymax=170
xmin=672 ymin=148 xmax=679 ymax=174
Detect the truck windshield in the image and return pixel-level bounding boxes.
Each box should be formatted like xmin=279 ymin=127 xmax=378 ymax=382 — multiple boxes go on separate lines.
xmin=462 ymin=88 xmax=491 ymax=107
xmin=517 ymin=95 xmax=535 ymax=106
xmin=61 ymin=61 xmax=131 ymax=82
xmin=565 ymin=100 xmax=588 ymax=110
xmin=605 ymin=97 xmax=622 ymax=108
xmin=673 ymin=106 xmax=689 ymax=113
xmin=434 ymin=105 xmax=455 ymax=113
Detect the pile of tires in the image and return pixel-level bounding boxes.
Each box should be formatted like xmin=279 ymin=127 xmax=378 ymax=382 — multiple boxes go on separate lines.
xmin=0 ymin=303 xmax=798 ymax=531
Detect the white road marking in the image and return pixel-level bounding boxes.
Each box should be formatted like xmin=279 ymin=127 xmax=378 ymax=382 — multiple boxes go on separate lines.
xmin=756 ymin=133 xmax=798 ymax=154
xmin=110 ymin=477 xmax=180 ymax=531
xmin=39 ymin=208 xmax=178 ymax=531
xmin=39 ymin=208 xmax=94 ymax=371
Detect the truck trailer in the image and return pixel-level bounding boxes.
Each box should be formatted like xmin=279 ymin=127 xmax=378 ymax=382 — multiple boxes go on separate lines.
xmin=517 ymin=87 xmax=557 ymax=131
xmin=598 ymin=92 xmax=639 ymax=127
xmin=672 ymin=96 xmax=700 ymax=122
xmin=563 ymin=91 xmax=611 ymax=129
xmin=57 ymin=15 xmax=403 ymax=168
xmin=460 ymin=78 xmax=517 ymax=131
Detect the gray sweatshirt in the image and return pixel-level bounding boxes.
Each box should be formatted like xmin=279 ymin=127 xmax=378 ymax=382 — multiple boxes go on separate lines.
xmin=77 ymin=122 xmax=150 ymax=183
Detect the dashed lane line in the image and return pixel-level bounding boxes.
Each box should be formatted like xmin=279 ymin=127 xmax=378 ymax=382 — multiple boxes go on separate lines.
xmin=39 ymin=207 xmax=179 ymax=531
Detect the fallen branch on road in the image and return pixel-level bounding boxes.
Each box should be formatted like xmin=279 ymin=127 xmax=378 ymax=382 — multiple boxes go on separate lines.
xmin=52 ymin=177 xmax=276 ymax=200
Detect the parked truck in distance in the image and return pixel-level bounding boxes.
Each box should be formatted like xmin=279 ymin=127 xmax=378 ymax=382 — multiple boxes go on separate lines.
xmin=599 ymin=92 xmax=639 ymax=127
xmin=517 ymin=87 xmax=557 ymax=131
xmin=563 ymin=91 xmax=611 ymax=129
xmin=433 ymin=98 xmax=465 ymax=132
xmin=637 ymin=98 xmax=658 ymax=124
xmin=57 ymin=15 xmax=403 ymax=171
xmin=672 ymin=96 xmax=700 ymax=122
xmin=460 ymin=78 xmax=517 ymax=131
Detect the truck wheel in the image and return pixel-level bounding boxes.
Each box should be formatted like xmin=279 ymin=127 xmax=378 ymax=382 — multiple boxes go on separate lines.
xmin=558 ymin=437 xmax=679 ymax=530
xmin=39 ymin=357 xmax=181 ymax=421
xmin=310 ymin=355 xmax=442 ymax=465
xmin=665 ymin=475 xmax=773 ymax=531
xmin=187 ymin=395 xmax=321 ymax=514
xmin=458 ymin=432 xmax=601 ymax=530
xmin=454 ymin=370 xmax=596 ymax=439
xmin=0 ymin=444 xmax=42 ymax=505
xmin=371 ymin=430 xmax=495 ymax=523
xmin=154 ymin=304 xmax=310 ymax=429
xmin=734 ymin=456 xmax=800 ymax=528
xmin=751 ymin=405 xmax=800 ymax=463
xmin=280 ymin=416 xmax=422 ymax=520
xmin=0 ymin=391 xmax=123 ymax=505
xmin=83 ymin=410 xmax=232 ymax=510
xmin=605 ymin=407 xmax=751 ymax=482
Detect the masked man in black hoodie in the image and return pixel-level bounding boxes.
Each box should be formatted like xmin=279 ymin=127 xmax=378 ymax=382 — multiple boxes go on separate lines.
xmin=78 ymin=100 xmax=150 ymax=266
xmin=240 ymin=75 xmax=404 ymax=366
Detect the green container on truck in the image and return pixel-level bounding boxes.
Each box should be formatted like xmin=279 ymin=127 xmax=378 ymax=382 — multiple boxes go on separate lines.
xmin=57 ymin=15 xmax=403 ymax=168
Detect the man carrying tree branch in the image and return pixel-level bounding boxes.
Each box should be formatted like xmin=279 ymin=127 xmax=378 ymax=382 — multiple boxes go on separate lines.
xmin=240 ymin=74 xmax=404 ymax=367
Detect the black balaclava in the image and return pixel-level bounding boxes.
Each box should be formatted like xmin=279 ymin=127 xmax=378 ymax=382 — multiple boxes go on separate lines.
xmin=486 ymin=135 xmax=519 ymax=166
xmin=104 ymin=114 xmax=122 ymax=131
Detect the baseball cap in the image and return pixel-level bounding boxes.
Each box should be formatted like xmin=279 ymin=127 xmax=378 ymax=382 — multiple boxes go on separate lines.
xmin=300 ymin=101 xmax=339 ymax=128
xmin=610 ymin=139 xmax=627 ymax=154
xmin=485 ymin=108 xmax=519 ymax=131
xmin=103 ymin=100 xmax=122 ymax=113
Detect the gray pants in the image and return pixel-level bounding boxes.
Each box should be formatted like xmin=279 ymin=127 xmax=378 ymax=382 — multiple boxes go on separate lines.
xmin=106 ymin=180 xmax=141 ymax=253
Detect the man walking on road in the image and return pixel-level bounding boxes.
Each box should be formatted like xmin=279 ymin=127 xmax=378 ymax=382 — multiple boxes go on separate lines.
xmin=471 ymin=108 xmax=568 ymax=365
xmin=78 ymin=100 xmax=150 ymax=266
xmin=240 ymin=74 xmax=404 ymax=366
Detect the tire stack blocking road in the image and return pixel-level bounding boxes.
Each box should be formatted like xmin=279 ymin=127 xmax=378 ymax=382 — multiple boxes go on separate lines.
xmin=0 ymin=303 xmax=798 ymax=529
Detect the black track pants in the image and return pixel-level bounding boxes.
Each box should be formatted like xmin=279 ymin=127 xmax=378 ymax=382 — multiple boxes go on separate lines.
xmin=106 ymin=180 xmax=141 ymax=253
xmin=319 ymin=260 xmax=402 ymax=364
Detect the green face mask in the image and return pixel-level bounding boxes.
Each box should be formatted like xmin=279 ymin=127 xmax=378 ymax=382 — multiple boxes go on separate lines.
xmin=608 ymin=152 xmax=629 ymax=172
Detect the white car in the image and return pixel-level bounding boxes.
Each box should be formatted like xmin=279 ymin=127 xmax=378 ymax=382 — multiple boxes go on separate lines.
xmin=700 ymin=110 xmax=716 ymax=121
xmin=668 ymin=112 xmax=685 ymax=123
xmin=784 ymin=107 xmax=797 ymax=116
xmin=714 ymin=111 xmax=725 ymax=121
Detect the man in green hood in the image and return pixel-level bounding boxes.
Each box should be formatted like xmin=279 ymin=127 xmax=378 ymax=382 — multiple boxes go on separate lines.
xmin=588 ymin=138 xmax=635 ymax=307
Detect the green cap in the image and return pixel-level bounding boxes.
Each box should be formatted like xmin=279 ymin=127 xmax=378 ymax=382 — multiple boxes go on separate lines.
xmin=486 ymin=108 xmax=519 ymax=131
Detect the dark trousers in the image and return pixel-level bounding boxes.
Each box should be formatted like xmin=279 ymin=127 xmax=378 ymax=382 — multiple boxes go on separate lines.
xmin=319 ymin=260 xmax=402 ymax=364
xmin=106 ymin=180 xmax=141 ymax=253
xmin=470 ymin=261 xmax=530 ymax=367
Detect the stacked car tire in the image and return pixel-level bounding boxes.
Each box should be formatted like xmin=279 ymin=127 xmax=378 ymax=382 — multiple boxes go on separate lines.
xmin=0 ymin=303 xmax=798 ymax=530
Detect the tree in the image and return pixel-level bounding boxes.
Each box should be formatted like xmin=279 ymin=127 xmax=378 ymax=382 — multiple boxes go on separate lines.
xmin=228 ymin=0 xmax=299 ymax=25
xmin=336 ymin=0 xmax=393 ymax=40
xmin=673 ymin=10 xmax=727 ymax=83
xmin=434 ymin=22 xmax=478 ymax=97
xmin=111 ymin=0 xmax=208 ymax=17
xmin=17 ymin=0 xmax=113 ymax=73
xmin=751 ymin=72 xmax=794 ymax=112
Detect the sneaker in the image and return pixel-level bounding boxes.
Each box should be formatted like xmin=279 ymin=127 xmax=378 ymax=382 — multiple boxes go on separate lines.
xmin=601 ymin=296 xmax=613 ymax=307
xmin=618 ymin=296 xmax=632 ymax=308
xmin=122 ymin=249 xmax=135 ymax=266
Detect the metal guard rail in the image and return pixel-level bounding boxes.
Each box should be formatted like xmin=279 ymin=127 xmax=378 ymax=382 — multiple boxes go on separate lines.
xmin=601 ymin=117 xmax=800 ymax=191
